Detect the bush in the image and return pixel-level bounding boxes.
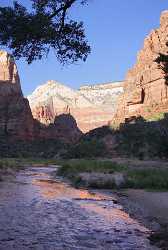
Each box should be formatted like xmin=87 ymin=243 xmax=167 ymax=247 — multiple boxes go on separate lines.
xmin=57 ymin=159 xmax=127 ymax=177
xmin=0 ymin=158 xmax=21 ymax=169
xmin=117 ymin=120 xmax=168 ymax=159
xmin=58 ymin=159 xmax=168 ymax=190
xmin=64 ymin=140 xmax=106 ymax=158
xmin=0 ymin=138 xmax=68 ymax=158
xmin=126 ymin=168 xmax=168 ymax=190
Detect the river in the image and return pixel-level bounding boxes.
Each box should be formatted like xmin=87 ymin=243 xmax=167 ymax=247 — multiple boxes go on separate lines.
xmin=0 ymin=166 xmax=158 ymax=249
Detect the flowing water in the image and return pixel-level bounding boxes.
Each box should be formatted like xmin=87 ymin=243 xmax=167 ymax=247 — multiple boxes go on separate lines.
xmin=0 ymin=166 xmax=157 ymax=250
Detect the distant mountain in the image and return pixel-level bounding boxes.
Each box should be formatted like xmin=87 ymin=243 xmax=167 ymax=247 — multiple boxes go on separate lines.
xmin=27 ymin=80 xmax=124 ymax=132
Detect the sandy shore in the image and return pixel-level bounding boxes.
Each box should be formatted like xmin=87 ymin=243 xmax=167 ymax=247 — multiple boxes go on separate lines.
xmin=117 ymin=189 xmax=168 ymax=249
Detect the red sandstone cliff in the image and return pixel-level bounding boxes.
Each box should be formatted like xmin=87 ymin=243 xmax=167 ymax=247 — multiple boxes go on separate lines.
xmin=113 ymin=11 xmax=168 ymax=125
xmin=0 ymin=51 xmax=34 ymax=140
xmin=28 ymin=80 xmax=124 ymax=132
xmin=0 ymin=51 xmax=82 ymax=143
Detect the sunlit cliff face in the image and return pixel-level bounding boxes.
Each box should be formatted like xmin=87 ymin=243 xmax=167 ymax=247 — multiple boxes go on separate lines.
xmin=0 ymin=50 xmax=22 ymax=96
xmin=27 ymin=80 xmax=124 ymax=132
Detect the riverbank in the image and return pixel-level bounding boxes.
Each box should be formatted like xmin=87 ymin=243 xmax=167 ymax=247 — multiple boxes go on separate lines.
xmin=0 ymin=158 xmax=59 ymax=181
xmin=57 ymin=158 xmax=168 ymax=190
xmin=0 ymin=159 xmax=22 ymax=181
xmin=1 ymin=157 xmax=168 ymax=248
xmin=117 ymin=189 xmax=168 ymax=249
xmin=0 ymin=164 xmax=156 ymax=249
xmin=57 ymin=158 xmax=168 ymax=249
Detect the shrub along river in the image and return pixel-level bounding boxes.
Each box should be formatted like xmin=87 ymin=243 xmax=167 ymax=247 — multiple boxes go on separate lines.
xmin=0 ymin=166 xmax=158 ymax=249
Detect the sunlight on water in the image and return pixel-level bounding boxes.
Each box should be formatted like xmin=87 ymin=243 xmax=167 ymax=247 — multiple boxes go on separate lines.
xmin=32 ymin=179 xmax=112 ymax=201
xmin=0 ymin=167 xmax=156 ymax=249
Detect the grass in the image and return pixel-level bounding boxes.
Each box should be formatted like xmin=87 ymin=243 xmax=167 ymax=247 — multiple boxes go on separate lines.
xmin=57 ymin=159 xmax=128 ymax=188
xmin=0 ymin=157 xmax=72 ymax=169
xmin=16 ymin=158 xmax=58 ymax=165
xmin=0 ymin=157 xmax=63 ymax=180
xmin=57 ymin=159 xmax=168 ymax=190
xmin=0 ymin=158 xmax=23 ymax=180
xmin=1 ymin=158 xmax=168 ymax=190
xmin=0 ymin=157 xmax=61 ymax=168
xmin=126 ymin=168 xmax=168 ymax=190
xmin=0 ymin=158 xmax=22 ymax=169
xmin=57 ymin=159 xmax=127 ymax=176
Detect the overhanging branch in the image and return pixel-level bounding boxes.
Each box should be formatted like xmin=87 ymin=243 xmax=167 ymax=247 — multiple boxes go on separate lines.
xmin=49 ymin=0 xmax=76 ymax=19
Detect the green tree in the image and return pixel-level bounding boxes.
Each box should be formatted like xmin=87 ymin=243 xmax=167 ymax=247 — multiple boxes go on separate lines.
xmin=0 ymin=0 xmax=90 ymax=64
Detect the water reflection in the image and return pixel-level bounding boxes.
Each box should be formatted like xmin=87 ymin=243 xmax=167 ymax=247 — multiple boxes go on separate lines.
xmin=32 ymin=179 xmax=113 ymax=201
xmin=80 ymin=203 xmax=149 ymax=233
xmin=0 ymin=166 xmax=155 ymax=249
xmin=32 ymin=170 xmax=150 ymax=236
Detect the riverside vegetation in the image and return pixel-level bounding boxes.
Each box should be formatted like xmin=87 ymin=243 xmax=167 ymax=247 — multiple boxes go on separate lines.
xmin=62 ymin=114 xmax=168 ymax=160
xmin=1 ymin=158 xmax=168 ymax=191
xmin=1 ymin=157 xmax=168 ymax=249
xmin=0 ymin=158 xmax=58 ymax=180
xmin=57 ymin=159 xmax=168 ymax=191
xmin=57 ymin=159 xmax=168 ymax=249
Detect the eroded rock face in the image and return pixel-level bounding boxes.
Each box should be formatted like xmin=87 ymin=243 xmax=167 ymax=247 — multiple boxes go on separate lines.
xmin=0 ymin=53 xmax=82 ymax=144
xmin=0 ymin=53 xmax=82 ymax=145
xmin=28 ymin=80 xmax=124 ymax=132
xmin=0 ymin=51 xmax=34 ymax=140
xmin=0 ymin=50 xmax=21 ymax=92
xmin=113 ymin=11 xmax=168 ymax=125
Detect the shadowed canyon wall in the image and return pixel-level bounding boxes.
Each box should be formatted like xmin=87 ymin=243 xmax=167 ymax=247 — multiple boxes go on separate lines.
xmin=0 ymin=51 xmax=34 ymax=140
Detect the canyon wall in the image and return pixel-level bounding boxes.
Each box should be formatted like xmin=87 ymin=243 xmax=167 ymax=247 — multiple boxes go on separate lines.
xmin=0 ymin=51 xmax=81 ymax=143
xmin=113 ymin=11 xmax=168 ymax=125
xmin=0 ymin=51 xmax=34 ymax=140
xmin=28 ymin=80 xmax=124 ymax=132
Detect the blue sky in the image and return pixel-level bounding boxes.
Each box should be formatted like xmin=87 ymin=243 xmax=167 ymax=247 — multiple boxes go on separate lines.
xmin=1 ymin=0 xmax=168 ymax=95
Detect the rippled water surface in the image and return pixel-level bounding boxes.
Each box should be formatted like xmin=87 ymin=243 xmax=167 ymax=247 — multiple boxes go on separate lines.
xmin=0 ymin=166 xmax=157 ymax=249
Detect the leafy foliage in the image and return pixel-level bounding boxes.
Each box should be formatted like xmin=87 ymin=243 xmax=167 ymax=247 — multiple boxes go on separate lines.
xmin=117 ymin=115 xmax=168 ymax=159
xmin=126 ymin=168 xmax=168 ymax=190
xmin=155 ymin=53 xmax=168 ymax=81
xmin=63 ymin=140 xmax=106 ymax=158
xmin=0 ymin=0 xmax=91 ymax=64
xmin=0 ymin=137 xmax=67 ymax=158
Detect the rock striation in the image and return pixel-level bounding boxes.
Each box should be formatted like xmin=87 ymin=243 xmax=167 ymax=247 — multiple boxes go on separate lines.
xmin=27 ymin=80 xmax=92 ymax=124
xmin=113 ymin=11 xmax=168 ymax=125
xmin=79 ymin=82 xmax=123 ymax=106
xmin=0 ymin=51 xmax=34 ymax=140
xmin=0 ymin=51 xmax=82 ymax=144
xmin=28 ymin=80 xmax=124 ymax=132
